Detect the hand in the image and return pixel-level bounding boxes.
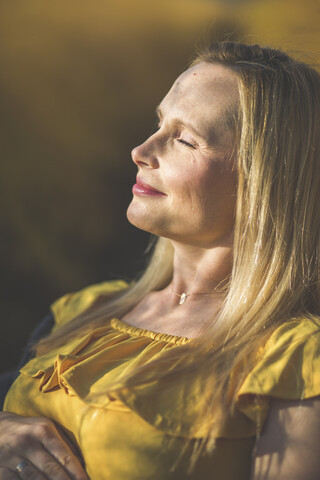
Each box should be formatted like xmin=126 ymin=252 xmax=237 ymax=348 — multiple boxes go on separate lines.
xmin=0 ymin=412 xmax=89 ymax=479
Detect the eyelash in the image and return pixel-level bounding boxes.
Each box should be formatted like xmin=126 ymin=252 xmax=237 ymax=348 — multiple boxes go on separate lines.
xmin=177 ymin=138 xmax=196 ymax=149
xmin=156 ymin=121 xmax=196 ymax=149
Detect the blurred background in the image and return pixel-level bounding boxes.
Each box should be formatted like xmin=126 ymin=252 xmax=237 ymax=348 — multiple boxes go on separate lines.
xmin=1 ymin=0 xmax=319 ymax=373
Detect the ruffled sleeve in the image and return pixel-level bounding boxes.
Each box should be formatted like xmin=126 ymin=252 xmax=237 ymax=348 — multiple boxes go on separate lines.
xmin=50 ymin=280 xmax=128 ymax=329
xmin=236 ymin=316 xmax=320 ymax=426
xmin=114 ymin=317 xmax=320 ymax=439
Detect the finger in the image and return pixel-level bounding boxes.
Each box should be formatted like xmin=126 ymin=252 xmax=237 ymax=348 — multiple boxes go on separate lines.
xmin=27 ymin=447 xmax=81 ymax=480
xmin=41 ymin=440 xmax=88 ymax=480
xmin=0 ymin=429 xmax=78 ymax=479
xmin=54 ymin=425 xmax=85 ymax=468
xmin=29 ymin=422 xmax=88 ymax=480
xmin=13 ymin=459 xmax=46 ymax=480
xmin=0 ymin=466 xmax=19 ymax=480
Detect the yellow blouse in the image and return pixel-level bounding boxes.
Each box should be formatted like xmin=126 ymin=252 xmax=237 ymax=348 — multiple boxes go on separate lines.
xmin=4 ymin=281 xmax=320 ymax=480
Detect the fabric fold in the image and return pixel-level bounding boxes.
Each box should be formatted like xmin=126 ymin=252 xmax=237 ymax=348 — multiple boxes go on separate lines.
xmin=237 ymin=317 xmax=320 ymax=425
xmin=17 ymin=283 xmax=320 ymax=441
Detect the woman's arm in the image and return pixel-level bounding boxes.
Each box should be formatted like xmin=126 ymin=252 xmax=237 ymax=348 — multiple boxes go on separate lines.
xmin=251 ymin=397 xmax=320 ymax=480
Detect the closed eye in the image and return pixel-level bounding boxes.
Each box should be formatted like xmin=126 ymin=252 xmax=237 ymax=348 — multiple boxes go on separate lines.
xmin=177 ymin=138 xmax=196 ymax=149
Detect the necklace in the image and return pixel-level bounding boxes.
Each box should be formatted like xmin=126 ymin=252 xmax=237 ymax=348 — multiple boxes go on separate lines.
xmin=173 ymin=290 xmax=221 ymax=305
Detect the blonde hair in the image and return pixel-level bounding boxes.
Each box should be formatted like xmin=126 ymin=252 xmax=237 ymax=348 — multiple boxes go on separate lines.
xmin=36 ymin=42 xmax=320 ymax=461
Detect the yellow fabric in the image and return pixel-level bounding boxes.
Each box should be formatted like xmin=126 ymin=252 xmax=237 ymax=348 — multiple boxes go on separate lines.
xmin=4 ymin=282 xmax=320 ymax=480
xmin=50 ymin=279 xmax=128 ymax=329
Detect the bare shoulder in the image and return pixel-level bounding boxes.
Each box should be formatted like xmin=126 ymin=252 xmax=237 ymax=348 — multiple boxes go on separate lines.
xmin=251 ymin=396 xmax=320 ymax=480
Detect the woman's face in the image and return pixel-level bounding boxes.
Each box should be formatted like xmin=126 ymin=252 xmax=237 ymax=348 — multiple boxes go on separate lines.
xmin=127 ymin=62 xmax=239 ymax=248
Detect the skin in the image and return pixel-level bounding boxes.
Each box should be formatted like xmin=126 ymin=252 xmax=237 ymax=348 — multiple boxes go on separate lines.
xmin=127 ymin=62 xmax=237 ymax=248
xmin=125 ymin=62 xmax=239 ymax=338
xmin=250 ymin=397 xmax=320 ymax=480
xmin=0 ymin=411 xmax=88 ymax=479
xmin=1 ymin=62 xmax=319 ymax=479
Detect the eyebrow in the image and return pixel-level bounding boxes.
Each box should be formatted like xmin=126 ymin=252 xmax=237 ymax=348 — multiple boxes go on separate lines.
xmin=156 ymin=106 xmax=204 ymax=139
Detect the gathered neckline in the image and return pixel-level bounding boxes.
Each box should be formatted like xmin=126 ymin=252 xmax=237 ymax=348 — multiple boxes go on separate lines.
xmin=110 ymin=318 xmax=190 ymax=345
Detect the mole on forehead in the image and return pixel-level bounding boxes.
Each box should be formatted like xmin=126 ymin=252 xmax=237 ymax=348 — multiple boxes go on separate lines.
xmin=174 ymin=68 xmax=233 ymax=90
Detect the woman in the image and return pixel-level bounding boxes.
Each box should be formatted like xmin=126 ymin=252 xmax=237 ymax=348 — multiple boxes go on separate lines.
xmin=1 ymin=41 xmax=320 ymax=479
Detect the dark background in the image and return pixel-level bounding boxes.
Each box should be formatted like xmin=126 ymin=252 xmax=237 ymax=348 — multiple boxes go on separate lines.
xmin=1 ymin=0 xmax=319 ymax=373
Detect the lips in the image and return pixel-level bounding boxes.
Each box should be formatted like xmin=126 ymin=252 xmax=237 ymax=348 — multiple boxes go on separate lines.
xmin=132 ymin=177 xmax=166 ymax=197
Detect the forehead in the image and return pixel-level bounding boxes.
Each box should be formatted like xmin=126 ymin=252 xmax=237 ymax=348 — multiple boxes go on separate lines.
xmin=159 ymin=62 xmax=239 ymax=138
xmin=174 ymin=62 xmax=238 ymax=97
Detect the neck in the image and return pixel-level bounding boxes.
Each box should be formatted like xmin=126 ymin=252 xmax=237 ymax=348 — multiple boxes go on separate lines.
xmin=121 ymin=237 xmax=234 ymax=338
xmin=167 ymin=238 xmax=233 ymax=304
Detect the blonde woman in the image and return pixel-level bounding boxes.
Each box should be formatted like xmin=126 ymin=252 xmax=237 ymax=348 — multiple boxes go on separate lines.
xmin=1 ymin=41 xmax=320 ymax=480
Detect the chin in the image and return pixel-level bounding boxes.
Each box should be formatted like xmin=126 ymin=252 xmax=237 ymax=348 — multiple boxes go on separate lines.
xmin=127 ymin=203 xmax=172 ymax=239
xmin=127 ymin=203 xmax=155 ymax=234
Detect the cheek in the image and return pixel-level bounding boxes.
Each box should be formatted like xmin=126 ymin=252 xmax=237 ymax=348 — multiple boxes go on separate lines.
xmin=166 ymin=158 xmax=204 ymax=192
xmin=169 ymin=171 xmax=203 ymax=211
xmin=197 ymin=167 xmax=237 ymax=218
xmin=166 ymin=170 xmax=214 ymax=223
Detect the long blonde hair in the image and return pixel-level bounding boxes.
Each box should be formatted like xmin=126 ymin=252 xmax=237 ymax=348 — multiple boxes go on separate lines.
xmin=36 ymin=41 xmax=320 ymax=457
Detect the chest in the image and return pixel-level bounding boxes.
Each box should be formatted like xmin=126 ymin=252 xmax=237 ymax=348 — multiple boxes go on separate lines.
xmin=121 ymin=296 xmax=215 ymax=339
xmin=5 ymin=375 xmax=254 ymax=480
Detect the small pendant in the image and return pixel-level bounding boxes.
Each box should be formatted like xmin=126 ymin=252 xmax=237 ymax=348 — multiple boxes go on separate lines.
xmin=179 ymin=292 xmax=187 ymax=305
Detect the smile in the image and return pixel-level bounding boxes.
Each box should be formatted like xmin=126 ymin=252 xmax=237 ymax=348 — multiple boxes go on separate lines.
xmin=132 ymin=177 xmax=166 ymax=197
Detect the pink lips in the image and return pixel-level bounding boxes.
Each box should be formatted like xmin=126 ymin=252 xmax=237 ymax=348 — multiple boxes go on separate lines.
xmin=132 ymin=177 xmax=166 ymax=197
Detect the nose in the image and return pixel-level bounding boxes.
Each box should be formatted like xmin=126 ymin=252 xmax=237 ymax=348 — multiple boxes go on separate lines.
xmin=131 ymin=136 xmax=159 ymax=169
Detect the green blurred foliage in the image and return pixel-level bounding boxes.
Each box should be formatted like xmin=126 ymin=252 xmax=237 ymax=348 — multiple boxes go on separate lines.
xmin=0 ymin=0 xmax=319 ymax=372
